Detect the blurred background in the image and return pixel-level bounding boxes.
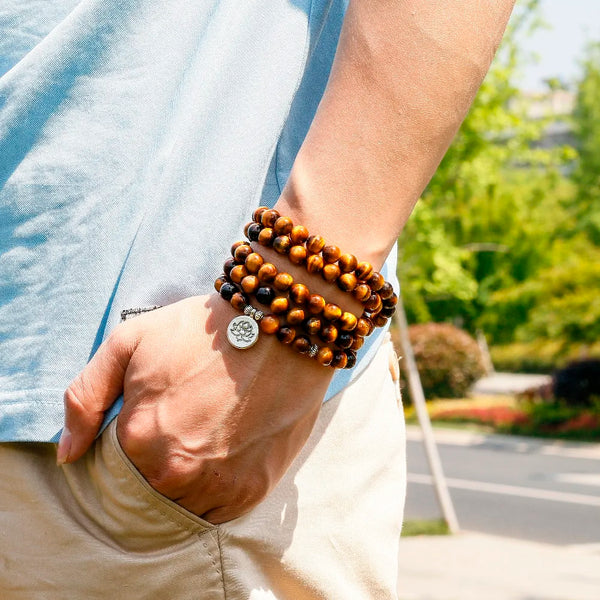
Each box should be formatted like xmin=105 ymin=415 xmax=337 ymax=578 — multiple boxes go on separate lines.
xmin=395 ymin=1 xmax=600 ymax=598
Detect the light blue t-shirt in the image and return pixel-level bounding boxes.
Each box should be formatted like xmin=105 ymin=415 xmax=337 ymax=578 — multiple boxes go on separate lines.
xmin=0 ymin=0 xmax=397 ymax=442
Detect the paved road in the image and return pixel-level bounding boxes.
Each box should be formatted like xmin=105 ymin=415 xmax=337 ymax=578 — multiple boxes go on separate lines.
xmin=404 ymin=426 xmax=600 ymax=546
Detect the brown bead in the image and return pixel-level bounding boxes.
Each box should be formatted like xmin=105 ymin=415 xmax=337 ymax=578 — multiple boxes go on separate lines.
xmin=274 ymin=272 xmax=294 ymax=292
xmin=234 ymin=244 xmax=253 ymax=263
xmin=229 ymin=265 xmax=248 ymax=284
xmin=331 ymin=350 xmax=348 ymax=369
xmin=286 ymin=307 xmax=305 ymax=325
xmin=356 ymin=317 xmax=373 ymax=337
xmin=230 ymin=292 xmax=247 ymax=311
xmin=304 ymin=316 xmax=322 ymax=336
xmin=231 ymin=240 xmax=250 ymax=257
xmin=367 ymin=272 xmax=385 ymax=292
xmin=319 ymin=324 xmax=338 ymax=344
xmin=352 ymin=283 xmax=371 ymax=302
xmin=270 ymin=296 xmax=289 ymax=314
xmin=273 ymin=235 xmax=292 ymax=255
xmin=252 ymin=206 xmax=269 ymax=223
xmin=214 ymin=275 xmax=227 ymax=293
xmin=273 ymin=216 xmax=294 ymax=236
xmin=260 ymin=209 xmax=280 ymax=228
xmin=383 ymin=293 xmax=398 ymax=308
xmin=245 ymin=252 xmax=264 ymax=274
xmin=350 ymin=336 xmax=364 ymax=351
xmin=307 ymin=294 xmax=325 ymax=315
xmin=292 ymin=335 xmax=311 ymax=355
xmin=246 ymin=222 xmax=262 ymax=242
xmin=257 ymin=263 xmax=277 ymax=284
xmin=258 ymin=227 xmax=275 ymax=246
xmin=306 ymin=254 xmax=324 ymax=274
xmin=240 ymin=275 xmax=259 ymax=295
xmin=323 ymin=303 xmax=342 ymax=322
xmin=322 ymin=244 xmax=341 ymax=264
xmin=290 ymin=225 xmax=309 ymax=245
xmin=355 ymin=261 xmax=373 ymax=281
xmin=335 ymin=332 xmax=354 ymax=349
xmin=380 ymin=306 xmax=396 ymax=318
xmin=338 ymin=311 xmax=358 ymax=331
xmin=344 ymin=351 xmax=357 ymax=369
xmin=243 ymin=222 xmax=253 ymax=238
xmin=379 ymin=282 xmax=394 ymax=300
xmin=260 ymin=315 xmax=280 ymax=335
xmin=276 ymin=326 xmax=296 ymax=345
xmin=321 ymin=263 xmax=341 ymax=283
xmin=338 ymin=253 xmax=358 ymax=273
xmin=288 ymin=245 xmax=307 ymax=265
xmin=364 ymin=292 xmax=382 ymax=313
xmin=372 ymin=313 xmax=388 ymax=328
xmin=223 ymin=257 xmax=236 ymax=276
xmin=316 ymin=346 xmax=334 ymax=367
xmin=306 ymin=235 xmax=326 ymax=254
xmin=290 ymin=283 xmax=310 ymax=305
xmin=337 ymin=272 xmax=357 ymax=292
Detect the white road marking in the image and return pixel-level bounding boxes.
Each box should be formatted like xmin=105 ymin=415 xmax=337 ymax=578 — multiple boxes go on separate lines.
xmin=408 ymin=472 xmax=600 ymax=507
xmin=554 ymin=473 xmax=600 ymax=487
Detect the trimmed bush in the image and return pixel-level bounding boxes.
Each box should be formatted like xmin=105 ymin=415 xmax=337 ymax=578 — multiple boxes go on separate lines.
xmin=403 ymin=323 xmax=485 ymax=399
xmin=553 ymin=359 xmax=600 ymax=407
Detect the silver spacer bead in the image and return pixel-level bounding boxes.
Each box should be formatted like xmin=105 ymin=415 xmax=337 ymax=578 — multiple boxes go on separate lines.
xmin=308 ymin=344 xmax=319 ymax=358
xmin=243 ymin=305 xmax=254 ymax=316
xmin=253 ymin=310 xmax=264 ymax=321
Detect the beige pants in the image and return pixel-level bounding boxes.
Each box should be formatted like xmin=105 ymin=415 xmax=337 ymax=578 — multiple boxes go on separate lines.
xmin=0 ymin=341 xmax=406 ymax=599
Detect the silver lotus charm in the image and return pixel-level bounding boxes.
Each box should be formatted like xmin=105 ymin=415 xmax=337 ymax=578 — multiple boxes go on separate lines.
xmin=227 ymin=315 xmax=259 ymax=349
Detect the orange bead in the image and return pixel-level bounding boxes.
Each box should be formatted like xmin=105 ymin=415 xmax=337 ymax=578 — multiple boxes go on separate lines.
xmin=307 ymin=294 xmax=325 ymax=315
xmin=230 ymin=292 xmax=246 ymax=310
xmin=231 ymin=240 xmax=250 ymax=256
xmin=322 ymin=263 xmax=341 ymax=283
xmin=274 ymin=272 xmax=294 ymax=292
xmin=306 ymin=235 xmax=326 ymax=254
xmin=364 ymin=293 xmax=382 ymax=313
xmin=304 ymin=316 xmax=322 ymax=336
xmin=290 ymin=225 xmax=309 ymax=245
xmin=260 ymin=315 xmax=280 ymax=335
xmin=292 ymin=335 xmax=311 ymax=355
xmin=257 ymin=263 xmax=277 ymax=284
xmin=316 ymin=347 xmax=334 ymax=366
xmin=372 ymin=313 xmax=388 ymax=328
xmin=379 ymin=282 xmax=394 ymax=300
xmin=245 ymin=252 xmax=264 ymax=273
xmin=276 ymin=327 xmax=296 ymax=345
xmin=356 ymin=317 xmax=373 ymax=337
xmin=229 ymin=265 xmax=248 ymax=283
xmin=253 ymin=206 xmax=269 ymax=223
xmin=322 ymin=244 xmax=341 ymax=264
xmin=319 ymin=324 xmax=338 ymax=344
xmin=289 ymin=245 xmax=307 ymax=265
xmin=290 ymin=283 xmax=310 ymax=305
xmin=383 ymin=293 xmax=398 ymax=307
xmin=241 ymin=275 xmax=259 ymax=295
xmin=258 ymin=227 xmax=275 ymax=246
xmin=331 ymin=350 xmax=348 ymax=369
xmin=337 ymin=272 xmax=357 ymax=292
xmin=273 ymin=216 xmax=294 ymax=236
xmin=261 ymin=209 xmax=280 ymax=228
xmin=352 ymin=283 xmax=371 ymax=302
xmin=287 ymin=307 xmax=305 ymax=325
xmin=338 ymin=311 xmax=358 ymax=331
xmin=355 ymin=261 xmax=373 ymax=281
xmin=350 ymin=336 xmax=364 ymax=351
xmin=306 ymin=254 xmax=324 ymax=274
xmin=270 ymin=296 xmax=289 ymax=314
xmin=273 ymin=235 xmax=291 ymax=254
xmin=367 ymin=272 xmax=385 ymax=292
xmin=338 ymin=253 xmax=358 ymax=273
xmin=214 ymin=275 xmax=227 ymax=293
xmin=323 ymin=303 xmax=342 ymax=322
xmin=234 ymin=244 xmax=253 ymax=263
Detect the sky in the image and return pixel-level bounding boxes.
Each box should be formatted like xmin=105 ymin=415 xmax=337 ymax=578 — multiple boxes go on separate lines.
xmin=518 ymin=0 xmax=600 ymax=91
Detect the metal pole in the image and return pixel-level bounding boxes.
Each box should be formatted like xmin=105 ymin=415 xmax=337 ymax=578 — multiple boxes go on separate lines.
xmin=394 ymin=296 xmax=460 ymax=534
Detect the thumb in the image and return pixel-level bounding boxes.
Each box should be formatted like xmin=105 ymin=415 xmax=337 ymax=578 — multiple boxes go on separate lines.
xmin=58 ymin=324 xmax=138 ymax=464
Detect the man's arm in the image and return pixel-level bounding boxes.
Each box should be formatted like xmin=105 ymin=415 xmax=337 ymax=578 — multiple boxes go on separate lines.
xmin=59 ymin=0 xmax=515 ymax=523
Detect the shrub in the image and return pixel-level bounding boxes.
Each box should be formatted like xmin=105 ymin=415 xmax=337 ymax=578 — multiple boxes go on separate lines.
xmin=553 ymin=359 xmax=600 ymax=407
xmin=403 ymin=323 xmax=485 ymax=399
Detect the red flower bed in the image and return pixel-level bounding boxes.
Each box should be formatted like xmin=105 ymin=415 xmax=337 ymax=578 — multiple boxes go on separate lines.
xmin=433 ymin=406 xmax=529 ymax=427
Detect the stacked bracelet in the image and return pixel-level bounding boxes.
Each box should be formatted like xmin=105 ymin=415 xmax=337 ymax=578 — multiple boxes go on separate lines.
xmin=215 ymin=209 xmax=397 ymax=369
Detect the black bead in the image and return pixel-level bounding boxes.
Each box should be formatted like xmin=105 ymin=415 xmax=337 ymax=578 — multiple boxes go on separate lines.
xmin=344 ymin=350 xmax=357 ymax=369
xmin=247 ymin=222 xmax=262 ymax=242
xmin=256 ymin=286 xmax=275 ymax=305
xmin=335 ymin=332 xmax=354 ymax=349
xmin=380 ymin=306 xmax=396 ymax=318
xmin=220 ymin=282 xmax=237 ymax=301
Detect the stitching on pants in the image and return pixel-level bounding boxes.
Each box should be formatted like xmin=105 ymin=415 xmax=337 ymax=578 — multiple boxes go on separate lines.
xmin=198 ymin=528 xmax=227 ymax=600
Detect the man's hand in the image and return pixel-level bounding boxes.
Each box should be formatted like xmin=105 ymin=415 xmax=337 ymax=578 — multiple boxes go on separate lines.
xmin=58 ymin=295 xmax=333 ymax=523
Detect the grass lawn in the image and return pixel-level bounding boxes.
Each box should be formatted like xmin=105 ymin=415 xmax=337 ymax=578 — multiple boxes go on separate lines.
xmin=402 ymin=519 xmax=450 ymax=537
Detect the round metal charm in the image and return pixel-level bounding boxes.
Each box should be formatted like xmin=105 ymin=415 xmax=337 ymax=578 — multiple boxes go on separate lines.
xmin=227 ymin=315 xmax=260 ymax=349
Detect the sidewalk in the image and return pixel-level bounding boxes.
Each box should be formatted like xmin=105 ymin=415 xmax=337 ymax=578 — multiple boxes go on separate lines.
xmin=397 ymin=531 xmax=600 ymax=600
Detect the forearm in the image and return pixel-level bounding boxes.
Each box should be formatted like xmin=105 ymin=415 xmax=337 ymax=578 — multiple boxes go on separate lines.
xmin=276 ymin=0 xmax=515 ymax=268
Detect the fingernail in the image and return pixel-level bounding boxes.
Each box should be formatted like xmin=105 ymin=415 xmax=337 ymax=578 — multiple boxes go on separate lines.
xmin=56 ymin=427 xmax=72 ymax=465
